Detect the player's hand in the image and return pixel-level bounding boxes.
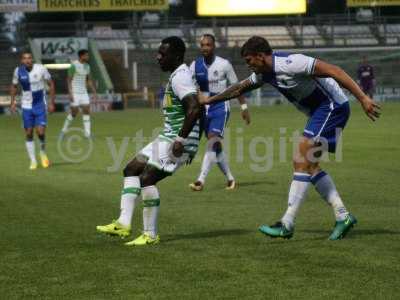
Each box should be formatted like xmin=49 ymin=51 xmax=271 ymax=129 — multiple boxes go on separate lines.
xmin=241 ymin=109 xmax=251 ymax=125
xmin=361 ymin=96 xmax=381 ymax=121
xmin=48 ymin=102 xmax=55 ymax=113
xmin=198 ymin=92 xmax=210 ymax=105
xmin=171 ymin=140 xmax=184 ymax=160
xmin=10 ymin=102 xmax=17 ymax=114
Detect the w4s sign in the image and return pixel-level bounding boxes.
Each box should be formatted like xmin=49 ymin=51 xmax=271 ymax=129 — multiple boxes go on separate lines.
xmin=33 ymin=38 xmax=88 ymax=59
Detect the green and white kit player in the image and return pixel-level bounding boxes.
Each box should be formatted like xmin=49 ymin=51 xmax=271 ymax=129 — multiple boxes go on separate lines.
xmin=97 ymin=36 xmax=202 ymax=246
xmin=60 ymin=49 xmax=97 ymax=139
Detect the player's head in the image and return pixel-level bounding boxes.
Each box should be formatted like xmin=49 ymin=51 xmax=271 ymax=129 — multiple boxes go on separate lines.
xmin=20 ymin=51 xmax=33 ymax=69
xmin=78 ymin=49 xmax=89 ymax=63
xmin=200 ymin=34 xmax=215 ymax=58
xmin=241 ymin=36 xmax=273 ymax=74
xmin=157 ymin=36 xmax=186 ymax=72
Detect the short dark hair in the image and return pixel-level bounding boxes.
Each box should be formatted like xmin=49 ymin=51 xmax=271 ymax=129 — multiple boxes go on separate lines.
xmin=78 ymin=49 xmax=89 ymax=57
xmin=20 ymin=50 xmax=32 ymax=58
xmin=201 ymin=34 xmax=215 ymax=44
xmin=241 ymin=36 xmax=272 ymax=57
xmin=161 ymin=36 xmax=186 ymax=59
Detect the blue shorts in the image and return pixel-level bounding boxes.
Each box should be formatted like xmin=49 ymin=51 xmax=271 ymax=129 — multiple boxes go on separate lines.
xmin=22 ymin=107 xmax=47 ymax=129
xmin=303 ymin=102 xmax=350 ymax=153
xmin=204 ymin=109 xmax=230 ymax=138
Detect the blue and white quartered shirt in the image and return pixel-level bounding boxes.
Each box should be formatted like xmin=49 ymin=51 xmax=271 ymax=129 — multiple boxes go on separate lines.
xmin=190 ymin=56 xmax=239 ymax=115
xmin=12 ymin=64 xmax=51 ymax=110
xmin=249 ymin=52 xmax=348 ymax=116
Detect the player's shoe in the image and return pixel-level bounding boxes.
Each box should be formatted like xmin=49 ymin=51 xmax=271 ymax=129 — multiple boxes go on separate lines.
xmin=40 ymin=152 xmax=50 ymax=168
xmin=189 ymin=181 xmax=204 ymax=191
xmin=225 ymin=180 xmax=236 ymax=190
xmin=124 ymin=233 xmax=160 ymax=246
xmin=29 ymin=161 xmax=38 ymax=170
xmin=259 ymin=221 xmax=294 ymax=239
xmin=96 ymin=220 xmax=131 ymax=238
xmin=329 ymin=214 xmax=357 ymax=240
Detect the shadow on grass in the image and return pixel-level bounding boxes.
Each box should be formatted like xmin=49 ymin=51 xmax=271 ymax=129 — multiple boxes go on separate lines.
xmin=301 ymin=229 xmax=400 ymax=236
xmin=164 ymin=229 xmax=253 ymax=242
xmin=50 ymin=161 xmax=80 ymax=167
xmin=237 ymin=180 xmax=276 ymax=187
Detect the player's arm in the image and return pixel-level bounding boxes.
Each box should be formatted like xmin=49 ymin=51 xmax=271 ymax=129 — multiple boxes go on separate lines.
xmin=67 ymin=64 xmax=75 ymax=102
xmin=171 ymin=93 xmax=201 ymax=158
xmin=199 ymin=78 xmax=262 ymax=105
xmin=47 ymin=79 xmax=56 ymax=112
xmin=87 ymin=75 xmax=98 ymax=101
xmin=313 ymin=59 xmax=380 ymax=121
xmin=42 ymin=66 xmax=55 ymax=112
xmin=9 ymin=84 xmax=18 ymax=113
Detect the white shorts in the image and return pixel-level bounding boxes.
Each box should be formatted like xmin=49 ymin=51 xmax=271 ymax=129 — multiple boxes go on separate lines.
xmin=71 ymin=94 xmax=90 ymax=107
xmin=139 ymin=136 xmax=190 ymax=174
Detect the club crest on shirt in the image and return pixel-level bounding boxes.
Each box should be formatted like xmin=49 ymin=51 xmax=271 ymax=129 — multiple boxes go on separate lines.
xmin=213 ymin=70 xmax=218 ymax=76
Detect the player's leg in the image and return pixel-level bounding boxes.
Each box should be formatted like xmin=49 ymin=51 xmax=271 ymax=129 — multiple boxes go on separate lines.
xmin=190 ymin=111 xmax=234 ymax=190
xmin=190 ymin=115 xmax=211 ymax=191
xmin=211 ymin=134 xmax=235 ymax=189
xmin=35 ymin=125 xmax=50 ymax=168
xmin=60 ymin=105 xmax=79 ymax=139
xmin=124 ymin=137 xmax=182 ymax=246
xmin=125 ymin=165 xmax=170 ymax=246
xmin=259 ymin=136 xmax=318 ymax=239
xmin=25 ymin=127 xmax=37 ymax=170
xmin=22 ymin=109 xmax=37 ymax=169
xmin=260 ymin=102 xmax=356 ymax=240
xmin=34 ymin=106 xmax=50 ymax=168
xmin=96 ymin=155 xmax=147 ymax=238
xmin=308 ymin=103 xmax=356 ymax=240
xmin=81 ymin=102 xmax=91 ymax=138
xmin=190 ymin=133 xmax=217 ymax=191
xmin=214 ymin=111 xmax=235 ymax=189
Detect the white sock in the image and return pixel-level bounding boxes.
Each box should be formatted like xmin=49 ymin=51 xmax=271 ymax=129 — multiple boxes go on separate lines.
xmin=197 ymin=150 xmax=217 ymax=183
xmin=142 ymin=185 xmax=160 ymax=238
xmin=311 ymin=171 xmax=349 ymax=221
xmin=281 ymin=173 xmax=311 ymax=229
xmin=117 ymin=176 xmax=141 ymax=227
xmin=83 ymin=115 xmax=91 ymax=137
xmin=25 ymin=140 xmax=36 ymax=163
xmin=62 ymin=114 xmax=74 ymax=133
xmin=216 ymin=151 xmax=234 ymax=181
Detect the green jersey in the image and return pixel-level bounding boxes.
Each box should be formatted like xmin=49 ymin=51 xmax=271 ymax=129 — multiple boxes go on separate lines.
xmin=68 ymin=60 xmax=90 ymax=95
xmin=160 ymin=64 xmax=201 ymax=155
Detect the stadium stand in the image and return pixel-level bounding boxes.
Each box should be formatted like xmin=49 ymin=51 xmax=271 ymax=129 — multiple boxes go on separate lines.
xmin=3 ymin=14 xmax=400 ymax=102
xmin=0 ymin=49 xmax=18 ymax=94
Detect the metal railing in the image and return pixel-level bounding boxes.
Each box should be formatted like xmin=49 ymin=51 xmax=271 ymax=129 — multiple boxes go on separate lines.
xmin=16 ymin=14 xmax=400 ymax=49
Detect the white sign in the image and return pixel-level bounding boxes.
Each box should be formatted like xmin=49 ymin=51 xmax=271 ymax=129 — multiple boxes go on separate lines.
xmin=0 ymin=0 xmax=37 ymax=12
xmin=33 ymin=38 xmax=88 ymax=60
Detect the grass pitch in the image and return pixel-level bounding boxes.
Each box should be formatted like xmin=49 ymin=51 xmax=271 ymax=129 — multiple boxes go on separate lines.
xmin=1 ymin=103 xmax=399 ymax=299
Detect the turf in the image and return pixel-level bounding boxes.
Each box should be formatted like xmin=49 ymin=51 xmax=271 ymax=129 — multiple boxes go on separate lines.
xmin=1 ymin=103 xmax=399 ymax=299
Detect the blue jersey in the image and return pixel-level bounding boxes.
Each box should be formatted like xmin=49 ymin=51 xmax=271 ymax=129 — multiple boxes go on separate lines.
xmin=249 ymin=52 xmax=348 ymax=116
xmin=12 ymin=64 xmax=51 ymax=111
xmin=190 ymin=56 xmax=238 ymax=115
xmin=12 ymin=64 xmax=51 ymax=128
